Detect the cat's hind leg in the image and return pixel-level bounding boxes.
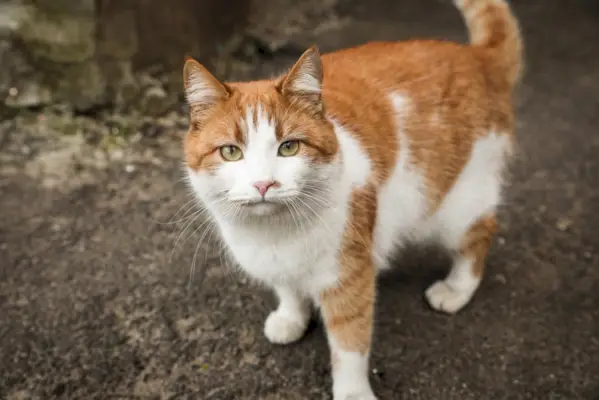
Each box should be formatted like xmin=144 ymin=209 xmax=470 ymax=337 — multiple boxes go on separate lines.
xmin=264 ymin=285 xmax=312 ymax=344
xmin=425 ymin=213 xmax=497 ymax=314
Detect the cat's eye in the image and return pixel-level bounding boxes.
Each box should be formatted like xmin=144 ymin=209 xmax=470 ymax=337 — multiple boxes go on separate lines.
xmin=278 ymin=140 xmax=300 ymax=157
xmin=219 ymin=145 xmax=243 ymax=161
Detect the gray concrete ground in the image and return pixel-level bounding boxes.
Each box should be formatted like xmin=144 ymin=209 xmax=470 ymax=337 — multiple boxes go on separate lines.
xmin=1 ymin=1 xmax=598 ymax=399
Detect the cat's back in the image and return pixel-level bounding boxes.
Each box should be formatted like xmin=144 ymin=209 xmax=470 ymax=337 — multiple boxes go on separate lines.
xmin=322 ymin=39 xmax=505 ymax=104
xmin=321 ymin=40 xmax=514 ymax=195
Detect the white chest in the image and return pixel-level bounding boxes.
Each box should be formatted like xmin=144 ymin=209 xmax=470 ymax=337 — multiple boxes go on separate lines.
xmin=218 ymin=216 xmax=345 ymax=296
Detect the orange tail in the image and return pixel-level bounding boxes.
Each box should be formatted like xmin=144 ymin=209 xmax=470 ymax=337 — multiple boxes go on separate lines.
xmin=454 ymin=0 xmax=524 ymax=87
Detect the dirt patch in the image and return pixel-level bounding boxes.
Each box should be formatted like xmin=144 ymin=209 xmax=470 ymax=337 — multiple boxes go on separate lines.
xmin=1 ymin=1 xmax=599 ymax=399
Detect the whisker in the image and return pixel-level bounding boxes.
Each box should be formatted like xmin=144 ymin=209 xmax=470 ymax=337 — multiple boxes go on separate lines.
xmin=162 ymin=200 xmax=203 ymax=226
xmin=171 ymin=206 xmax=210 ymax=246
xmin=294 ymin=195 xmax=332 ymax=235
xmin=189 ymin=216 xmax=217 ymax=288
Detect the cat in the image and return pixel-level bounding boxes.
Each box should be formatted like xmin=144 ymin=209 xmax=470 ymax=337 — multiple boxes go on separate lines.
xmin=181 ymin=0 xmax=523 ymax=398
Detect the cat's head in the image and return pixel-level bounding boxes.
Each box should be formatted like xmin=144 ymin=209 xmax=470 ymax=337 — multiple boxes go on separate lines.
xmin=183 ymin=47 xmax=340 ymax=222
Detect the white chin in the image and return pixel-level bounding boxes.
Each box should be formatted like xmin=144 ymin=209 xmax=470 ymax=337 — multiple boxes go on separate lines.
xmin=245 ymin=202 xmax=283 ymax=217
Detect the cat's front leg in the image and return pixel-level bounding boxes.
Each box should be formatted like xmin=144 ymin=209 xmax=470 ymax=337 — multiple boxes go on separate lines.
xmin=264 ymin=285 xmax=312 ymax=344
xmin=319 ymin=189 xmax=378 ymax=400
xmin=320 ymin=262 xmax=377 ymax=400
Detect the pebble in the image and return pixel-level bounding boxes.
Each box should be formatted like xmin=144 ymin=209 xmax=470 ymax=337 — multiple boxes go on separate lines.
xmin=111 ymin=149 xmax=124 ymax=160
xmin=556 ymin=217 xmax=572 ymax=231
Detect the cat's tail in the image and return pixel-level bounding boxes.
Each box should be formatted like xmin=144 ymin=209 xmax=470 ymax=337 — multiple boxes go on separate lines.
xmin=454 ymin=0 xmax=524 ymax=87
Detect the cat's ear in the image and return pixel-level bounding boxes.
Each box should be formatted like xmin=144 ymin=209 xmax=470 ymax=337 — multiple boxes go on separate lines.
xmin=183 ymin=56 xmax=230 ymax=109
xmin=279 ymin=46 xmax=324 ymax=112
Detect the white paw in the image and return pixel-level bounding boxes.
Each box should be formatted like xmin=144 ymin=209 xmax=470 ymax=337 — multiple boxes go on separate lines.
xmin=334 ymin=388 xmax=378 ymax=400
xmin=425 ymin=280 xmax=475 ymax=314
xmin=264 ymin=310 xmax=309 ymax=344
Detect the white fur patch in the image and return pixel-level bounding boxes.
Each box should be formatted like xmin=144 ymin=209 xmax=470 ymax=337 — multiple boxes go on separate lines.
xmin=264 ymin=285 xmax=311 ymax=344
xmin=426 ymin=255 xmax=481 ymax=314
xmin=373 ymin=94 xmax=428 ymax=270
xmin=332 ymin=118 xmax=371 ymax=188
xmin=328 ymin=337 xmax=377 ymax=400
xmin=244 ymin=105 xmax=276 ymax=142
xmin=431 ymin=132 xmax=510 ymax=250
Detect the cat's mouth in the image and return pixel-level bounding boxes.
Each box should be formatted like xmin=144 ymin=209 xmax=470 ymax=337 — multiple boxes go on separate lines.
xmin=234 ymin=198 xmax=277 ymax=206
xmin=229 ymin=195 xmax=290 ymax=206
xmin=240 ymin=200 xmax=286 ymax=216
xmin=227 ymin=193 xmax=300 ymax=217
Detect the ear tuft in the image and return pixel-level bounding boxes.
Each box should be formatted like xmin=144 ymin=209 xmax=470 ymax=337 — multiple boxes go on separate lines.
xmin=183 ymin=58 xmax=229 ymax=108
xmin=280 ymin=46 xmax=323 ymax=106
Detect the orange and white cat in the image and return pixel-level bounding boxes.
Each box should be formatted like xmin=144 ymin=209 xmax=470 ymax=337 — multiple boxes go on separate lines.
xmin=182 ymin=0 xmax=523 ymax=398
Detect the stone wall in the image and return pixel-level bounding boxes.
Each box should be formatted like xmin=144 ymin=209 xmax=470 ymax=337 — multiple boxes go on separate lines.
xmin=0 ymin=0 xmax=347 ymax=119
xmin=0 ymin=0 xmax=250 ymax=115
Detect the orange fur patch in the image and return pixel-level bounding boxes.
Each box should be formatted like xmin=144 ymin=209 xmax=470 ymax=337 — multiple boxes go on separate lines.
xmin=184 ymin=81 xmax=339 ymax=171
xmin=320 ymin=186 xmax=378 ymax=355
xmin=460 ymin=213 xmax=498 ymax=278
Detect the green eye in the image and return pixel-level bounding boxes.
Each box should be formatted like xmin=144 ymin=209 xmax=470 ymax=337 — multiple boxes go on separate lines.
xmin=219 ymin=145 xmax=243 ymax=161
xmin=278 ymin=140 xmax=300 ymax=157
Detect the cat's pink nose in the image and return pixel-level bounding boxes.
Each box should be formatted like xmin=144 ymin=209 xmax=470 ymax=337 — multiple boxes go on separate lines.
xmin=252 ymin=180 xmax=278 ymax=197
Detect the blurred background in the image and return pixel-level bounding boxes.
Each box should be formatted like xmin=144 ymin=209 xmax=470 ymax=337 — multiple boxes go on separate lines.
xmin=1 ymin=0 xmax=598 ymax=399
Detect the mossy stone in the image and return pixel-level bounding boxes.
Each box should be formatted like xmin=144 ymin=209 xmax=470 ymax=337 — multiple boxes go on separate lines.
xmin=51 ymin=61 xmax=107 ymax=111
xmin=4 ymin=79 xmax=53 ymax=108
xmin=139 ymin=86 xmax=173 ymax=117
xmin=17 ymin=7 xmax=95 ymax=63
xmin=33 ymin=0 xmax=95 ymax=17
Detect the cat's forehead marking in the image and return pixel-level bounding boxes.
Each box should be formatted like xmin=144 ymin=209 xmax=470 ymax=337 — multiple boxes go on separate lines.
xmin=243 ymin=104 xmax=277 ymax=145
